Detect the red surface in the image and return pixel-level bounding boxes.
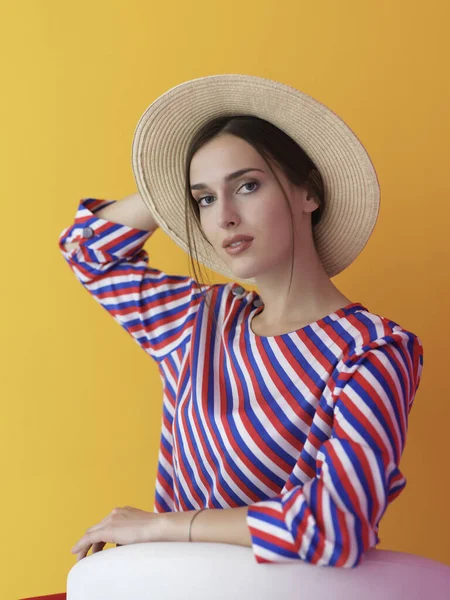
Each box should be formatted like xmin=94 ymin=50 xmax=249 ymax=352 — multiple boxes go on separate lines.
xmin=19 ymin=595 xmax=66 ymax=600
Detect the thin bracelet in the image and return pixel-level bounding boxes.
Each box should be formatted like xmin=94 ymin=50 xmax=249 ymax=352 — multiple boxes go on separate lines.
xmin=188 ymin=508 xmax=207 ymax=542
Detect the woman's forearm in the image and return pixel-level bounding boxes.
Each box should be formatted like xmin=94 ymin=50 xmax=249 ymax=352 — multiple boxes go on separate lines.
xmin=95 ymin=192 xmax=159 ymax=232
xmin=161 ymin=506 xmax=252 ymax=548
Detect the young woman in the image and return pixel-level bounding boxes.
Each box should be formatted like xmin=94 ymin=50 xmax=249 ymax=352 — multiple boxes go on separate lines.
xmin=61 ymin=75 xmax=423 ymax=567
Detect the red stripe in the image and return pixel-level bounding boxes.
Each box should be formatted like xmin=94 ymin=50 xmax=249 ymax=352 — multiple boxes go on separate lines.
xmin=187 ymin=291 xmax=246 ymax=506
xmin=334 ymin=506 xmax=351 ymax=566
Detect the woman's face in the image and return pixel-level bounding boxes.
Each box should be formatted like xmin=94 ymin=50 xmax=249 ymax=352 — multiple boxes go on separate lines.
xmin=189 ymin=133 xmax=317 ymax=281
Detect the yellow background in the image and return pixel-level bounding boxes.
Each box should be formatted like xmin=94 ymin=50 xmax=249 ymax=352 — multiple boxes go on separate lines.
xmin=2 ymin=0 xmax=449 ymax=597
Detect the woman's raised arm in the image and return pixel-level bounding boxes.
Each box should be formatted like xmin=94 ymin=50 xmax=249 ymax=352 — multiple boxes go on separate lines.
xmin=58 ymin=196 xmax=214 ymax=362
xmin=63 ymin=192 xmax=158 ymax=252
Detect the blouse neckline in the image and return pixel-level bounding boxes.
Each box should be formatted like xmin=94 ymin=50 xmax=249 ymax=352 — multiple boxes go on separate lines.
xmin=246 ymin=300 xmax=369 ymax=340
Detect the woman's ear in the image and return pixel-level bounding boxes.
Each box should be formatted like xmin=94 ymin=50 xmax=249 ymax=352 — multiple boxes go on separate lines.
xmin=302 ymin=187 xmax=320 ymax=214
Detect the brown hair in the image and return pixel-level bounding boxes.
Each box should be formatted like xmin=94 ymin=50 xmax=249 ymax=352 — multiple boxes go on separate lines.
xmin=183 ymin=115 xmax=325 ymax=325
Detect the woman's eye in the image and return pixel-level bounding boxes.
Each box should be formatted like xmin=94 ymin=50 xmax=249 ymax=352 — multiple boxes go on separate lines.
xmin=196 ymin=181 xmax=259 ymax=208
xmin=241 ymin=181 xmax=258 ymax=193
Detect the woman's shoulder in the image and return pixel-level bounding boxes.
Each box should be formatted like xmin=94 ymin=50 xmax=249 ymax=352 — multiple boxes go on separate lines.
xmin=342 ymin=303 xmax=423 ymax=362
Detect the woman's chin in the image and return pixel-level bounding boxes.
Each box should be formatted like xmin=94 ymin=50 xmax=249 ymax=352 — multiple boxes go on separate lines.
xmin=226 ymin=262 xmax=261 ymax=281
xmin=219 ymin=248 xmax=262 ymax=280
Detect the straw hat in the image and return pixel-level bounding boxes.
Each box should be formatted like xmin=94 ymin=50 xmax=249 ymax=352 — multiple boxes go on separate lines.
xmin=131 ymin=74 xmax=380 ymax=283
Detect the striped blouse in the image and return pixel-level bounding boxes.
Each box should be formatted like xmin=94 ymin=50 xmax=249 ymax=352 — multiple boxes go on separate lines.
xmin=58 ymin=197 xmax=424 ymax=568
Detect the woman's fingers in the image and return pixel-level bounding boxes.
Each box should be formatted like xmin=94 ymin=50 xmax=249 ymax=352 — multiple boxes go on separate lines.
xmin=75 ymin=540 xmax=107 ymax=562
xmin=91 ymin=541 xmax=107 ymax=555
xmin=72 ymin=506 xmax=155 ymax=560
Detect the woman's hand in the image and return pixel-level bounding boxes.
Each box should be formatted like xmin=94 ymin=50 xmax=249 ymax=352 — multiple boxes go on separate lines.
xmin=71 ymin=505 xmax=161 ymax=562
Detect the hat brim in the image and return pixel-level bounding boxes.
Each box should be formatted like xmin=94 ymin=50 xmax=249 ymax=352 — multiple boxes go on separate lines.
xmin=131 ymin=74 xmax=380 ymax=282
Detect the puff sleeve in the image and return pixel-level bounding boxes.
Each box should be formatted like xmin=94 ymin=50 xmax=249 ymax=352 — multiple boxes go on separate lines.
xmin=58 ymin=198 xmax=214 ymax=362
xmin=246 ymin=330 xmax=424 ymax=567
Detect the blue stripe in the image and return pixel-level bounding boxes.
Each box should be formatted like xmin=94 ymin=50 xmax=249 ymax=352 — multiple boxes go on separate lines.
xmin=251 ymin=535 xmax=300 ymax=559
xmin=224 ymin=341 xmax=287 ymax=490
xmin=322 ymin=442 xmax=355 ymax=514
xmin=343 ymin=441 xmax=375 ymax=523
xmin=249 ymin=509 xmax=288 ymax=531
xmin=328 ymin=499 xmax=344 ymax=566
xmin=187 ymin=298 xmax=259 ymax=506
xmin=154 ymin=491 xmax=172 ymax=513
xmin=305 ymin=479 xmax=320 ymax=561
xmin=91 ymin=200 xmax=116 ymax=213
xmin=158 ymin=463 xmax=173 ymax=489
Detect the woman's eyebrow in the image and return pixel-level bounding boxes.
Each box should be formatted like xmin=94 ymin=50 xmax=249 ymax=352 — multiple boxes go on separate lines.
xmin=190 ymin=168 xmax=264 ymax=191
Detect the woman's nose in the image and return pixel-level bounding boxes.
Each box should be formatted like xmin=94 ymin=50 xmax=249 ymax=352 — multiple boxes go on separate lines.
xmin=216 ymin=198 xmax=241 ymax=228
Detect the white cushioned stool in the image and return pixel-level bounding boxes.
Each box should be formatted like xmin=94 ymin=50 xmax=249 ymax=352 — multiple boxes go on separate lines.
xmin=67 ymin=542 xmax=450 ymax=600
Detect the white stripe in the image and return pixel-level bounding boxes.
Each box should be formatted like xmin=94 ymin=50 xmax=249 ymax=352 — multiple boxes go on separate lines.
xmin=249 ymin=339 xmax=317 ymax=443
xmin=363 ymin=449 xmax=387 ymax=524
xmin=247 ymin=513 xmax=296 ymax=545
xmin=251 ymin=543 xmax=300 ymax=563
xmin=342 ymin=511 xmax=358 ymax=567
xmin=331 ymin=418 xmax=388 ymax=523
xmin=328 ymin=438 xmax=368 ymax=517
xmin=318 ymin=442 xmax=352 ymax=514
xmin=357 ymin=359 xmax=404 ymax=457
xmin=340 ymin=312 xmax=387 ymax=353
xmin=227 ymin=327 xmax=293 ymax=482
xmin=172 ymin=377 xmax=210 ymax=505
xmin=190 ymin=293 xmax=258 ymax=505
xmin=337 ymin=382 xmax=395 ymax=461
xmin=320 ymin=490 xmax=336 ymax=564
xmin=311 ymin=410 xmax=333 ymax=437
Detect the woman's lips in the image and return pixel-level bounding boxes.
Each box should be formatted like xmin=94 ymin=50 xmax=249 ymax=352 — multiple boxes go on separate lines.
xmin=224 ymin=239 xmax=253 ymax=255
